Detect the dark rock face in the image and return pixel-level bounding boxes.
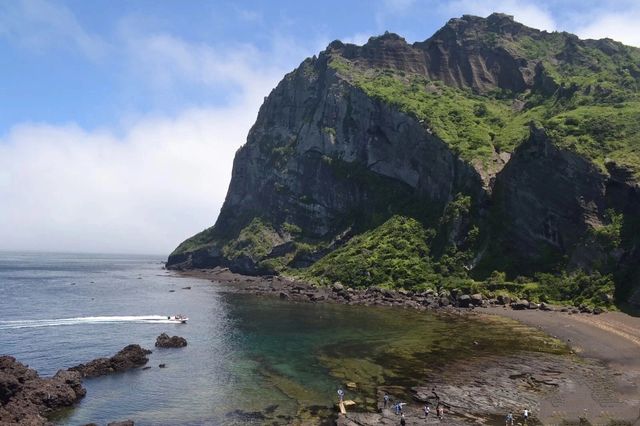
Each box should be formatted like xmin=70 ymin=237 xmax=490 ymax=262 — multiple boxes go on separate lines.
xmin=333 ymin=13 xmax=537 ymax=95
xmin=69 ymin=345 xmax=152 ymax=378
xmin=168 ymin=38 xmax=485 ymax=272
xmin=489 ymin=127 xmax=609 ymax=274
xmin=155 ymin=333 xmax=188 ymax=348
xmin=417 ymin=14 xmax=534 ymax=93
xmin=0 ymin=356 xmax=85 ymax=425
xmin=107 ymin=421 xmax=135 ymax=426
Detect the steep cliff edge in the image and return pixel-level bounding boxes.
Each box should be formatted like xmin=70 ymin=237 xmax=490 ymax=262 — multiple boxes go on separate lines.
xmin=168 ymin=14 xmax=640 ymax=306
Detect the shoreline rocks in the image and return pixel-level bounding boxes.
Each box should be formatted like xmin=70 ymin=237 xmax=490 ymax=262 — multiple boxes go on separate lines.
xmin=69 ymin=345 xmax=152 ymax=378
xmin=0 ymin=356 xmax=86 ymax=425
xmin=155 ymin=333 xmax=187 ymax=348
xmin=201 ymin=269 xmax=605 ymax=318
xmin=2 ymin=344 xmax=153 ymax=424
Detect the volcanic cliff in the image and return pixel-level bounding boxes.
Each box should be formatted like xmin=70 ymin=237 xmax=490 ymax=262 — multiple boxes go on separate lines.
xmin=168 ymin=14 xmax=640 ymax=306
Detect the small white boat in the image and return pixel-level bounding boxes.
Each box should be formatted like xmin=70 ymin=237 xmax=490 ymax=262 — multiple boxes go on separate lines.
xmin=167 ymin=314 xmax=188 ymax=324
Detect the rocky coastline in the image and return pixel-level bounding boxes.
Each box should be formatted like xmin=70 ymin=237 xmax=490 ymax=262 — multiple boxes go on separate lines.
xmin=1 ymin=344 xmax=156 ymax=425
xmin=179 ymin=267 xmax=640 ymax=425
xmin=185 ymin=267 xmax=607 ymax=316
xmin=0 ymin=356 xmax=85 ymax=426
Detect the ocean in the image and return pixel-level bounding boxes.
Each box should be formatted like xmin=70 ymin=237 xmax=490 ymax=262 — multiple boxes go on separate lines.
xmin=0 ymin=252 xmax=561 ymax=425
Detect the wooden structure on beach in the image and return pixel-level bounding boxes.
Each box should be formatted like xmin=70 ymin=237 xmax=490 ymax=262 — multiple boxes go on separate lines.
xmin=336 ymin=400 xmax=356 ymax=415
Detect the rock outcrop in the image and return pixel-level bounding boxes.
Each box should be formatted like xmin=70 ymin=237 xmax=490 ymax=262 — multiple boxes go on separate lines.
xmin=69 ymin=345 xmax=152 ymax=378
xmin=155 ymin=333 xmax=187 ymax=348
xmin=167 ymin=13 xmax=640 ymax=305
xmin=0 ymin=356 xmax=85 ymax=425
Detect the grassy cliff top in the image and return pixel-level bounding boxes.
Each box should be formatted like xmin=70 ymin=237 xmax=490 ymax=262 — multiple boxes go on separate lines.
xmin=326 ymin=14 xmax=640 ymax=177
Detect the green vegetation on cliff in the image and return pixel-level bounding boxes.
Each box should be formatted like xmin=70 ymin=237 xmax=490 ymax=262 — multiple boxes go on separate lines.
xmin=169 ymin=15 xmax=639 ymax=308
xmin=302 ymin=216 xmax=437 ymax=289
xmin=331 ymin=62 xmax=525 ymax=162
xmin=294 ymin=215 xmax=616 ymax=307
xmin=171 ymin=226 xmax=218 ymax=256
xmin=222 ymin=218 xmax=281 ymax=261
xmin=328 ymin=30 xmax=640 ymax=176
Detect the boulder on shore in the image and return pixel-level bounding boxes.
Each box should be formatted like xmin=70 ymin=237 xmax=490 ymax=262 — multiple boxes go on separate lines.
xmin=0 ymin=356 xmax=86 ymax=425
xmin=458 ymin=294 xmax=472 ymax=307
xmin=511 ymin=299 xmax=529 ymax=310
xmin=497 ymin=295 xmax=512 ymax=305
xmin=69 ymin=345 xmax=152 ymax=378
xmin=155 ymin=333 xmax=188 ymax=348
xmin=470 ymin=293 xmax=483 ymax=306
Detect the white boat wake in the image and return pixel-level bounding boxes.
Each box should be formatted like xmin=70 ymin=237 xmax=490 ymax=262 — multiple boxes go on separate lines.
xmin=0 ymin=315 xmax=179 ymax=330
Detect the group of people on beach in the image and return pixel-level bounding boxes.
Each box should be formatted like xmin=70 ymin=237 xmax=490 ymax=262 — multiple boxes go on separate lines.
xmin=505 ymin=408 xmax=529 ymax=425
xmin=378 ymin=390 xmax=530 ymax=424
xmin=340 ymin=388 xmax=529 ymax=424
xmin=382 ymin=391 xmax=445 ymax=423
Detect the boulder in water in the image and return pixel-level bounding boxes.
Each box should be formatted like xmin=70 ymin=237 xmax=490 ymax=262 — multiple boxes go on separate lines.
xmin=155 ymin=333 xmax=188 ymax=348
xmin=69 ymin=345 xmax=152 ymax=378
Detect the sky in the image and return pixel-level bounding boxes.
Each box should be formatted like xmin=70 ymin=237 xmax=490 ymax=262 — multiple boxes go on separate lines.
xmin=1 ymin=0 xmax=640 ymax=255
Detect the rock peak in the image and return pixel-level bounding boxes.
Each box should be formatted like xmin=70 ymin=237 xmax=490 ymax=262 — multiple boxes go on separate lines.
xmin=436 ymin=12 xmax=531 ymax=39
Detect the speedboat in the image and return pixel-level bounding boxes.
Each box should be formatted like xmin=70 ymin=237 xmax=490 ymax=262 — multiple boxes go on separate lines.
xmin=167 ymin=314 xmax=188 ymax=324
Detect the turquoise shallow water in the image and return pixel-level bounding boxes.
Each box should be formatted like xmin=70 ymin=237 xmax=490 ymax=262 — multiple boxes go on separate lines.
xmin=0 ymin=252 xmax=563 ymax=425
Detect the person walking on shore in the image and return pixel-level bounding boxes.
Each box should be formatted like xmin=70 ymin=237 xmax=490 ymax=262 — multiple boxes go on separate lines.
xmin=437 ymin=404 xmax=444 ymax=420
xmin=424 ymin=404 xmax=430 ymax=419
xmin=400 ymin=413 xmax=406 ymax=426
xmin=337 ymin=389 xmax=344 ymax=402
xmin=384 ymin=393 xmax=390 ymax=408
xmin=523 ymin=408 xmax=529 ymax=423
xmin=505 ymin=412 xmax=514 ymax=426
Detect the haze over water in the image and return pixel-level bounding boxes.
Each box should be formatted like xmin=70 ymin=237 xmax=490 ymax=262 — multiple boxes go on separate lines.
xmin=0 ymin=252 xmax=561 ymax=425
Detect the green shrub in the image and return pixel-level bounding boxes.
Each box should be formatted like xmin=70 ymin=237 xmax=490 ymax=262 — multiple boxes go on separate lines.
xmin=301 ymin=216 xmax=438 ymax=289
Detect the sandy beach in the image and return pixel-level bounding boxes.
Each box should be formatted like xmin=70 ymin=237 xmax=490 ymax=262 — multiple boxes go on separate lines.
xmin=482 ymin=307 xmax=640 ymax=425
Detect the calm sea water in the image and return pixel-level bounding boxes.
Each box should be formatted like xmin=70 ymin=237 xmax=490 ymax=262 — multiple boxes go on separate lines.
xmin=0 ymin=252 xmax=564 ymax=425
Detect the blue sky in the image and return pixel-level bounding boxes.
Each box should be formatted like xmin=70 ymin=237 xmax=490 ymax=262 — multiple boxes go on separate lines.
xmin=1 ymin=0 xmax=639 ymax=254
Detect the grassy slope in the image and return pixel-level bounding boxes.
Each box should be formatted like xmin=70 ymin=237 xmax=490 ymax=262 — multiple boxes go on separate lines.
xmin=296 ymin=216 xmax=616 ymax=307
xmin=300 ymin=215 xmax=437 ymax=289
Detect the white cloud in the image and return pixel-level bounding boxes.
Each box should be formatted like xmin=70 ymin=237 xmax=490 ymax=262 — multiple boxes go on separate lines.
xmin=0 ymin=0 xmax=108 ymax=60
xmin=574 ymin=10 xmax=640 ymax=46
xmin=0 ymin=104 xmax=258 ymax=255
xmin=0 ymin=5 xmax=324 ymax=256
xmin=124 ymin=33 xmax=278 ymax=95
xmin=342 ymin=32 xmax=372 ymax=46
xmin=441 ymin=0 xmax=557 ymax=31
